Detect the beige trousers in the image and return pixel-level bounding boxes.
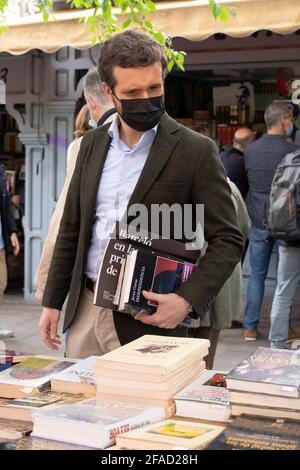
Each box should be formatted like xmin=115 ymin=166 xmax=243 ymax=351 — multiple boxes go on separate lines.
xmin=65 ymin=286 xmax=121 ymax=359
xmin=0 ymin=249 xmax=7 ymax=297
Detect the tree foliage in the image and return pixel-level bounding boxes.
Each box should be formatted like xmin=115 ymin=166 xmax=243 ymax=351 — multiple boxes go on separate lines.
xmin=1 ymin=0 xmax=236 ymax=70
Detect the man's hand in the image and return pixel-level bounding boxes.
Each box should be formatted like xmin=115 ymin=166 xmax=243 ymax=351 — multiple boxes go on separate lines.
xmin=39 ymin=308 xmax=61 ymax=350
xmin=10 ymin=233 xmax=20 ymax=256
xmin=136 ymin=291 xmax=191 ymax=329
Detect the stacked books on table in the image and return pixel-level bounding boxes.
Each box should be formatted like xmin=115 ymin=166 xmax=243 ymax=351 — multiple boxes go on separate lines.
xmin=205 ymin=414 xmax=300 ymax=450
xmin=227 ymin=347 xmax=300 ymax=420
xmin=93 ymin=225 xmax=201 ymax=328
xmin=94 ymin=335 xmax=210 ymax=417
xmin=174 ymin=370 xmax=231 ymax=423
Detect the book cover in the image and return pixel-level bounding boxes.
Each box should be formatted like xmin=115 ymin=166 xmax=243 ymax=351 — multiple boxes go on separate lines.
xmin=0 ymin=349 xmax=36 ymax=365
xmin=95 ymin=335 xmax=210 ymax=376
xmin=32 ymin=399 xmax=165 ymax=449
xmin=125 ymin=251 xmax=197 ymax=313
xmin=227 ymin=348 xmax=300 ymax=396
xmin=205 ymin=414 xmax=300 ymax=450
xmin=174 ymin=370 xmax=230 ymax=407
xmin=116 ymin=419 xmax=224 ymax=450
xmin=94 ymin=224 xmax=199 ymax=310
xmin=0 ymin=356 xmax=75 ymax=390
xmin=51 ymin=356 xmax=97 ymax=394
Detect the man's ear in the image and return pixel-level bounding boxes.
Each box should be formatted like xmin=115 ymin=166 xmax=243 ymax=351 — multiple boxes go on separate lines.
xmin=102 ymin=82 xmax=112 ymax=97
xmin=86 ymin=95 xmax=94 ymax=110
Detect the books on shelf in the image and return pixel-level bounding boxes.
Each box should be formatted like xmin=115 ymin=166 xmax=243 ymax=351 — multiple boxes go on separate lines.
xmin=32 ymin=399 xmax=165 ymax=449
xmin=226 ymin=348 xmax=300 ymax=398
xmin=116 ymin=419 xmax=224 ymax=450
xmin=94 ymin=335 xmax=210 ymax=378
xmin=51 ymin=355 xmax=97 ymax=395
xmin=205 ymin=414 xmax=300 ymax=450
xmin=0 ymin=356 xmax=75 ymax=398
xmin=93 ymin=225 xmax=200 ymax=328
xmin=0 ymin=391 xmax=86 ymax=422
xmin=174 ymin=370 xmax=231 ymax=423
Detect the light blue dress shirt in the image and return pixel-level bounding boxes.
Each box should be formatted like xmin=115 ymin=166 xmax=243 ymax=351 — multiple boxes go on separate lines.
xmin=85 ymin=116 xmax=158 ymax=281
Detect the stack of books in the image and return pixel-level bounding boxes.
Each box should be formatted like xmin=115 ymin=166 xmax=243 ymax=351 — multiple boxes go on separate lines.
xmin=51 ymin=356 xmax=97 ymax=396
xmin=94 ymin=335 xmax=210 ymax=416
xmin=174 ymin=370 xmax=231 ymax=423
xmin=226 ymin=347 xmax=300 ymax=420
xmin=93 ymin=225 xmax=200 ymax=328
xmin=205 ymin=414 xmax=300 ymax=450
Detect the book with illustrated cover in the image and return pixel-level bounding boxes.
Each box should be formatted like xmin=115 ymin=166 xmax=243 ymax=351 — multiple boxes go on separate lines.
xmin=0 ymin=350 xmax=36 ymax=365
xmin=0 ymin=391 xmax=85 ymax=422
xmin=32 ymin=399 xmax=165 ymax=449
xmin=51 ymin=356 xmax=97 ymax=395
xmin=117 ymin=248 xmax=197 ymax=317
xmin=93 ymin=224 xmax=200 ymax=327
xmin=0 ymin=357 xmax=75 ymax=398
xmin=116 ymin=419 xmax=224 ymax=450
xmin=205 ymin=414 xmax=300 ymax=450
xmin=226 ymin=348 xmax=300 ymax=397
xmin=95 ymin=335 xmax=210 ymax=377
xmin=174 ymin=370 xmax=231 ymax=422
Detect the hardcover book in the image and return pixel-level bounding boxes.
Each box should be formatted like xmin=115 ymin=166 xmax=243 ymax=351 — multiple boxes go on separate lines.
xmin=205 ymin=414 xmax=300 ymax=450
xmin=226 ymin=348 xmax=300 ymax=397
xmin=32 ymin=399 xmax=165 ymax=449
xmin=0 ymin=356 xmax=75 ymax=398
xmin=116 ymin=419 xmax=224 ymax=450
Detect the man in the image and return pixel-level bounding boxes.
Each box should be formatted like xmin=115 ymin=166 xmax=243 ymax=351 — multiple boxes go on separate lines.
xmin=220 ymin=127 xmax=255 ymax=200
xmin=0 ymin=165 xmax=20 ymax=338
xmin=243 ymin=101 xmax=299 ymax=341
xmin=39 ymin=31 xmax=243 ymax=359
xmin=34 ymin=68 xmax=115 ymax=301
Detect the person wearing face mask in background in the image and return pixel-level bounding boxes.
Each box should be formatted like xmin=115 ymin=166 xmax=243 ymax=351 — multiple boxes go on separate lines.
xmin=34 ymin=70 xmax=115 ymax=302
xmin=39 ymin=30 xmax=243 ymax=359
xmin=243 ymin=101 xmax=299 ymax=341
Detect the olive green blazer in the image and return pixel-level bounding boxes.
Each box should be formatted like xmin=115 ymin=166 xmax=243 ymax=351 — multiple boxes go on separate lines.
xmin=42 ymin=113 xmax=243 ymax=344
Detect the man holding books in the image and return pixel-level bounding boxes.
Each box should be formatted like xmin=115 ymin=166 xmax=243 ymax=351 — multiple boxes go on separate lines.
xmin=39 ymin=31 xmax=243 ymax=359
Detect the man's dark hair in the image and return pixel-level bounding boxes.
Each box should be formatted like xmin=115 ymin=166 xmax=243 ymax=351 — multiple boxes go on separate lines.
xmin=98 ymin=30 xmax=168 ymax=89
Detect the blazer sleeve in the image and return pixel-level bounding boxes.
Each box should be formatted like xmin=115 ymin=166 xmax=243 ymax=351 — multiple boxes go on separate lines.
xmin=41 ymin=137 xmax=88 ymax=310
xmin=34 ymin=138 xmax=82 ymax=291
xmin=176 ymin=138 xmax=244 ymax=318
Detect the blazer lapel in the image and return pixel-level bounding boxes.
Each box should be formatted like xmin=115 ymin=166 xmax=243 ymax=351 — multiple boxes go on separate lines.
xmin=128 ymin=113 xmax=180 ymax=207
xmin=83 ymin=126 xmax=111 ymax=236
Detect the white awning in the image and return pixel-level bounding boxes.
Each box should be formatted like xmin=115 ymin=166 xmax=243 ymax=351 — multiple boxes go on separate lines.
xmin=1 ymin=0 xmax=300 ymax=55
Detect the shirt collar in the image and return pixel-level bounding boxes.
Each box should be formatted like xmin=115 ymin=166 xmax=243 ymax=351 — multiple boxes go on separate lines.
xmin=108 ymin=115 xmax=158 ymax=149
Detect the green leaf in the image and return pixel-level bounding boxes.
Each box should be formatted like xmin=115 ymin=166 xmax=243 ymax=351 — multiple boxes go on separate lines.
xmin=145 ymin=20 xmax=153 ymax=30
xmin=167 ymin=60 xmax=174 ymax=72
xmin=122 ymin=18 xmax=132 ymax=29
xmin=219 ymin=7 xmax=229 ymax=22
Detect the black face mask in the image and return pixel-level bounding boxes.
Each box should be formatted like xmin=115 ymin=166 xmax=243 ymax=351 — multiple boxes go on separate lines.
xmin=113 ymin=93 xmax=165 ymax=132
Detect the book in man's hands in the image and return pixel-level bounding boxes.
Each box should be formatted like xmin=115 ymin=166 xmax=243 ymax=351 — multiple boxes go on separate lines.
xmin=93 ymin=225 xmax=200 ymax=327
